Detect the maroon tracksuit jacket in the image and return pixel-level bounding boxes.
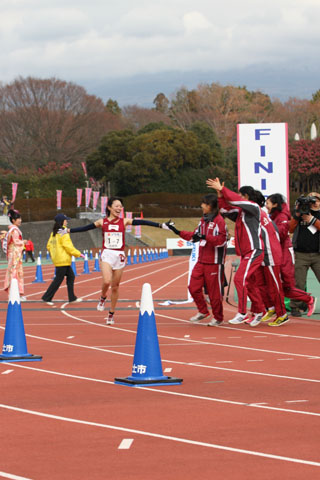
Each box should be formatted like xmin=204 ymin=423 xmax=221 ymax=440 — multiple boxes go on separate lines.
xmin=218 ymin=187 xmax=264 ymax=314
xmin=179 ymin=214 xmax=227 ymax=322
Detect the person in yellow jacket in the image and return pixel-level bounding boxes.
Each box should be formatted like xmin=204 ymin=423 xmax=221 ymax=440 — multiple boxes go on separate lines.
xmin=41 ymin=213 xmax=84 ymax=305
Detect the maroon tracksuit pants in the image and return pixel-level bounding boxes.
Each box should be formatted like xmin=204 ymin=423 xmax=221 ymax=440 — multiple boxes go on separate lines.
xmin=188 ymin=262 xmax=224 ymax=322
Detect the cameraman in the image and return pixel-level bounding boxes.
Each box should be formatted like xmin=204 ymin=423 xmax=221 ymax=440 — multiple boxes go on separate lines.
xmin=289 ymin=192 xmax=320 ymax=316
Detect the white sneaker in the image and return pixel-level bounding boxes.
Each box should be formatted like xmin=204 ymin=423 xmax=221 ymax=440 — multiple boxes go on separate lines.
xmin=190 ymin=312 xmax=211 ymax=323
xmin=73 ymin=298 xmax=83 ymax=303
xmin=97 ymin=297 xmax=106 ymax=311
xmin=46 ymin=301 xmax=54 ymax=306
xmin=106 ymin=313 xmax=114 ymax=325
xmin=249 ymin=312 xmax=264 ymax=327
xmin=228 ymin=313 xmax=249 ymax=324
xmin=207 ymin=319 xmax=223 ymax=326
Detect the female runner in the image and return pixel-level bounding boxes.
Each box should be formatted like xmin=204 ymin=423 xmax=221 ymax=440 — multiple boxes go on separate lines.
xmin=67 ymin=196 xmax=171 ymax=325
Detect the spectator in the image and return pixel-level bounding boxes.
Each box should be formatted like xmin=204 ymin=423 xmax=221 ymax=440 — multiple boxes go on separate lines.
xmin=41 ymin=214 xmax=84 ymax=305
xmin=289 ymin=192 xmax=320 ymax=316
xmin=2 ymin=196 xmax=12 ymax=215
xmin=25 ymin=237 xmax=35 ymax=262
xmin=1 ymin=209 xmax=26 ymax=300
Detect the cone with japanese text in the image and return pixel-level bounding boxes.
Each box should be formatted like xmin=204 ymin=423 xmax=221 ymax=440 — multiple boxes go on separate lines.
xmin=114 ymin=283 xmax=182 ymax=387
xmin=82 ymin=253 xmax=91 ymax=274
xmin=0 ymin=278 xmax=42 ymax=362
xmin=32 ymin=256 xmax=45 ymax=283
xmin=71 ymin=256 xmax=78 ymax=276
xmin=93 ymin=252 xmax=100 ymax=272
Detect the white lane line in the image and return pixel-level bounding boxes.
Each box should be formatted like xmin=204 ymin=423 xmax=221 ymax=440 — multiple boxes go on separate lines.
xmin=216 ymin=361 xmax=233 ymax=364
xmin=1 ymin=403 xmax=319 ymax=467
xmin=277 ymin=358 xmax=294 ymax=361
xmin=1 ymin=370 xmax=14 ymax=375
xmin=118 ymin=439 xmax=134 ymax=450
xmin=152 ymin=271 xmax=188 ymax=294
xmin=285 ymin=400 xmax=308 ymax=404
xmin=3 ymin=323 xmax=319 ymax=384
xmin=246 ymin=360 xmax=264 ymax=362
xmin=0 ymin=471 xmax=33 ymax=480
xmin=164 ymin=368 xmax=172 ymax=373
xmin=1 ymin=362 xmax=320 ymax=418
xmin=67 ymin=336 xmax=75 ymax=339
xmin=184 ymin=335 xmax=190 ymax=338
xmin=60 ymin=309 xmax=320 ymax=361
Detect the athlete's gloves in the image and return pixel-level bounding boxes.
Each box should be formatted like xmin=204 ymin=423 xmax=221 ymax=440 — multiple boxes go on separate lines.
xmin=164 ymin=220 xmax=180 ymax=235
xmin=80 ymin=253 xmax=85 ymax=259
xmin=192 ymin=233 xmax=206 ymax=243
xmin=161 ymin=220 xmax=175 ymax=230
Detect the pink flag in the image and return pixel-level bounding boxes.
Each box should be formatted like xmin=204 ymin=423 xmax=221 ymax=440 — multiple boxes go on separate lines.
xmin=126 ymin=212 xmax=132 ymax=232
xmin=85 ymin=188 xmax=92 ymax=208
xmin=56 ymin=190 xmax=62 ymax=210
xmin=76 ymin=189 xmax=82 ymax=208
xmin=81 ymin=162 xmax=87 ymax=177
xmin=92 ymin=191 xmax=100 ymax=211
xmin=101 ymin=196 xmax=108 ymax=216
xmin=12 ymin=183 xmax=18 ymax=203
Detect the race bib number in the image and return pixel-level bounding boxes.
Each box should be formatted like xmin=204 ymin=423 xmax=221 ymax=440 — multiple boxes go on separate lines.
xmin=104 ymin=232 xmax=123 ymax=249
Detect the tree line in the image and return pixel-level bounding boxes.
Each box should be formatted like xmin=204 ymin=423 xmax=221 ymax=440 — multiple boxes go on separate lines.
xmin=0 ymin=76 xmax=319 ymax=198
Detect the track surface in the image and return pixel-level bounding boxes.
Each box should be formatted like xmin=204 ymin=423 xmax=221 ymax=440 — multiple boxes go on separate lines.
xmin=0 ymin=257 xmax=319 ymax=480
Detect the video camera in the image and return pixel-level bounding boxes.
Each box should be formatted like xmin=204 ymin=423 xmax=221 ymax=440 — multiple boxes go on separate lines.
xmin=295 ymin=195 xmax=318 ymax=215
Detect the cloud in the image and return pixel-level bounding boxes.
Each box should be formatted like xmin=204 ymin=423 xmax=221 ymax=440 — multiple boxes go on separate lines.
xmin=1 ymin=0 xmax=320 ymax=90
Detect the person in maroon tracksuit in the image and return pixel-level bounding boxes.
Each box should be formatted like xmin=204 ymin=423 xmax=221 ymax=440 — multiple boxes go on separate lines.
xmin=253 ymin=191 xmax=288 ymax=327
xmin=207 ymin=178 xmax=265 ymax=325
xmin=265 ymin=193 xmax=316 ymax=318
xmin=167 ymin=194 xmax=227 ymax=326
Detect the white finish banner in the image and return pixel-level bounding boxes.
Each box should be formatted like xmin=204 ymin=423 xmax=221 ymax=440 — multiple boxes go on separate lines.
xmin=237 ymin=123 xmax=289 ymax=201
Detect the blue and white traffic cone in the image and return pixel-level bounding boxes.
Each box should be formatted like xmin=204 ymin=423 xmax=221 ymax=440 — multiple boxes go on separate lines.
xmin=0 ymin=279 xmax=42 ymax=362
xmin=32 ymin=257 xmax=45 ymax=283
xmin=93 ymin=252 xmax=100 ymax=272
xmin=71 ymin=256 xmax=78 ymax=276
xmin=89 ymin=250 xmax=93 ymax=260
xmin=154 ymin=248 xmax=159 ymax=260
xmin=133 ymin=249 xmax=137 ymax=264
xmin=82 ymin=253 xmax=91 ymax=274
xmin=23 ymin=250 xmax=26 ymax=261
xmin=46 ymin=250 xmax=50 ymax=260
xmin=139 ymin=249 xmax=142 ymax=263
xmin=114 ymin=283 xmax=182 ymax=387
xmin=127 ymin=249 xmax=132 ymax=265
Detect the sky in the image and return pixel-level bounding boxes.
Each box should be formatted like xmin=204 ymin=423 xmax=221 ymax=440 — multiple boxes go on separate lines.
xmin=1 ymin=0 xmax=320 ymax=105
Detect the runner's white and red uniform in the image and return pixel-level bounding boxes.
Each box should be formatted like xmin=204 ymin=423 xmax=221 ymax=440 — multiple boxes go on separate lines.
xmin=101 ymin=217 xmax=126 ymax=269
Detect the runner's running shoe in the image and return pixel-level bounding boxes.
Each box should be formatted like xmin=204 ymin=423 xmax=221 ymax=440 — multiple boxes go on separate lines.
xmin=307 ymin=297 xmax=317 ymax=317
xmin=106 ymin=312 xmax=114 ymax=325
xmin=190 ymin=312 xmax=211 ymax=323
xmin=228 ymin=313 xmax=249 ymax=324
xmin=97 ymin=296 xmax=106 ymax=311
xmin=261 ymin=308 xmax=276 ymax=322
xmin=268 ymin=314 xmax=290 ymax=327
xmin=249 ymin=312 xmax=264 ymax=327
xmin=207 ymin=319 xmax=223 ymax=326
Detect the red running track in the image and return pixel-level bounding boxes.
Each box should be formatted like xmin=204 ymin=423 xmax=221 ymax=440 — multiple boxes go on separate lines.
xmin=0 ymin=256 xmax=319 ymax=480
